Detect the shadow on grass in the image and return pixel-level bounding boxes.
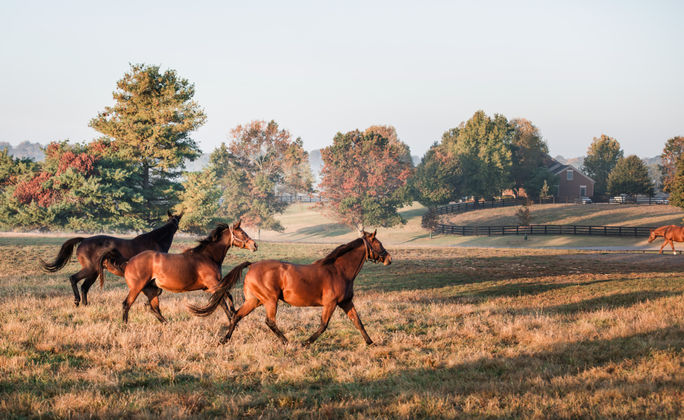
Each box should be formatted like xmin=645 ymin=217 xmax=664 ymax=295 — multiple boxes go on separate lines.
xmin=257 ymin=326 xmax=683 ymax=417
xmin=353 ymin=253 xmax=684 ymax=293
xmin=3 ymin=327 xmax=679 ymax=418
xmin=524 ymin=290 xmax=684 ymax=315
xmin=293 ymin=223 xmax=353 ymax=238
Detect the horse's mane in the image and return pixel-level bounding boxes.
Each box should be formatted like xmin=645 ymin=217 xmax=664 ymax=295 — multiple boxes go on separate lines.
xmin=315 ymin=238 xmax=364 ymax=265
xmin=185 ymin=223 xmax=230 ymax=254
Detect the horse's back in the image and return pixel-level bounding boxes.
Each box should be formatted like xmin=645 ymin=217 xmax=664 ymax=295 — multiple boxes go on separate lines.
xmin=666 ymin=225 xmax=684 ymax=241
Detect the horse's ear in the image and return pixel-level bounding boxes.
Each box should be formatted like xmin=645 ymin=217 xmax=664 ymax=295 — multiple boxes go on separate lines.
xmin=167 ymin=210 xmax=173 ymax=218
xmin=178 ymin=211 xmax=184 ymax=219
xmin=233 ymin=219 xmax=241 ymax=229
xmin=371 ymin=229 xmax=377 ymax=239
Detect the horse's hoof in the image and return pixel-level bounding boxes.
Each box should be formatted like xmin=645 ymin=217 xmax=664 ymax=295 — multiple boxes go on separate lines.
xmin=74 ymin=301 xmax=80 ymax=307
xmin=365 ymin=340 xmax=374 ymax=346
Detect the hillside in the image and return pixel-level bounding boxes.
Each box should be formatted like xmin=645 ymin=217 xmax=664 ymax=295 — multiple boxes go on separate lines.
xmin=251 ymin=202 xmax=680 ymax=250
xmin=441 ymin=203 xmax=684 ymax=227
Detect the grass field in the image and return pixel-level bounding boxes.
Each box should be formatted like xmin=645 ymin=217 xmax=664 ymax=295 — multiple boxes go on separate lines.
xmin=0 ymin=236 xmax=682 ymax=418
xmin=257 ymin=202 xmax=681 ymax=250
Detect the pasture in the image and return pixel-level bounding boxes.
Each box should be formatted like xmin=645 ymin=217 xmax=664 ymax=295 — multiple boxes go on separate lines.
xmin=260 ymin=202 xmax=682 ymax=250
xmin=0 ymin=236 xmax=682 ymax=418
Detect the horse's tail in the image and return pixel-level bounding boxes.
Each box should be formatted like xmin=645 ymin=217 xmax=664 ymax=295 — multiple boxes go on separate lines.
xmin=187 ymin=261 xmax=251 ymax=317
xmin=40 ymin=237 xmax=84 ymax=272
xmin=98 ymin=249 xmax=129 ymax=289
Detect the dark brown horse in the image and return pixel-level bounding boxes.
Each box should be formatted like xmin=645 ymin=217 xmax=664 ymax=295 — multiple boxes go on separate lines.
xmin=107 ymin=220 xmax=257 ymax=324
xmin=189 ymin=230 xmax=391 ymax=346
xmin=40 ymin=211 xmax=183 ymax=307
xmin=648 ymin=225 xmax=684 ymax=254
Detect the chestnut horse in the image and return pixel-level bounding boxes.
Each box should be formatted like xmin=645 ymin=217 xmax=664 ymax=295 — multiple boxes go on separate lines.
xmin=41 ymin=210 xmax=183 ymax=307
xmin=189 ymin=230 xmax=391 ymax=346
xmin=648 ymin=225 xmax=684 ymax=254
xmin=105 ymin=221 xmax=257 ymax=324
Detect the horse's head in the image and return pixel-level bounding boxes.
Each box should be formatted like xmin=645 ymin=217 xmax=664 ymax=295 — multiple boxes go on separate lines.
xmin=648 ymin=229 xmax=657 ymax=243
xmin=362 ymin=229 xmax=391 ymax=265
xmin=228 ymin=220 xmax=258 ymax=252
xmin=166 ymin=210 xmax=184 ymax=227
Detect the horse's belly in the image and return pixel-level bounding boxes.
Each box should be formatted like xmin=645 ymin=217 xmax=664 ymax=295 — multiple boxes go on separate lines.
xmin=154 ymin=273 xmax=199 ymax=293
xmin=282 ymin=288 xmax=322 ymax=307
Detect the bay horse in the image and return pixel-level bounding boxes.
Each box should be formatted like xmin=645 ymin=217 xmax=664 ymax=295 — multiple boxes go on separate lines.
xmin=648 ymin=225 xmax=684 ymax=254
xmin=40 ymin=210 xmax=183 ymax=307
xmin=189 ymin=230 xmax=391 ymax=346
xmin=105 ymin=220 xmax=257 ymax=324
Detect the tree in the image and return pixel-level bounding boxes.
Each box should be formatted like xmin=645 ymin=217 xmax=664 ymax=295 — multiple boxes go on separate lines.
xmin=175 ymin=169 xmax=222 ymax=234
xmin=319 ymin=126 xmax=413 ymax=230
xmin=540 ymin=180 xmax=551 ymax=200
xmin=211 ymin=120 xmax=313 ymax=235
xmin=523 ymin=167 xmax=559 ymax=202
xmin=668 ymin=157 xmax=684 ymax=208
xmin=89 ymin=63 xmax=206 ymax=222
xmin=607 ymin=155 xmax=654 ymax=197
xmin=0 ymin=140 xmax=144 ymax=231
xmin=441 ymin=111 xmax=513 ymax=199
xmin=583 ymin=134 xmax=623 ymax=199
xmin=411 ymin=143 xmax=463 ymax=208
xmin=660 ymin=136 xmax=684 ymax=192
xmin=515 ymin=201 xmax=532 ymax=226
xmin=510 ymin=119 xmax=549 ymax=198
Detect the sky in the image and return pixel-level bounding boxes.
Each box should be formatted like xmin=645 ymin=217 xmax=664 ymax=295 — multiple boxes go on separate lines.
xmin=1 ymin=0 xmax=683 ymax=159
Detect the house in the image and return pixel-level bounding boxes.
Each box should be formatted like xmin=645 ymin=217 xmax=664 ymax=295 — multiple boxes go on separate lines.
xmin=544 ymin=156 xmax=595 ymax=202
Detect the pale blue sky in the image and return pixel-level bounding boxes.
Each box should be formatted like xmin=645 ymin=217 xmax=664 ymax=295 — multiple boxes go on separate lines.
xmin=1 ymin=0 xmax=682 ymax=159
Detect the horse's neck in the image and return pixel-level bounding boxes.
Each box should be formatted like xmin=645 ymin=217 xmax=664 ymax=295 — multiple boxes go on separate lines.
xmin=134 ymin=222 xmax=176 ymax=250
xmin=201 ymin=240 xmax=231 ymax=266
xmin=334 ymin=244 xmax=366 ymax=281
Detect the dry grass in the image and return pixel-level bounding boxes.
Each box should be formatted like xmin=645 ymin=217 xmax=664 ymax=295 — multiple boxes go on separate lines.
xmin=0 ymin=236 xmax=682 ymax=418
xmin=443 ymin=203 xmax=684 ymax=228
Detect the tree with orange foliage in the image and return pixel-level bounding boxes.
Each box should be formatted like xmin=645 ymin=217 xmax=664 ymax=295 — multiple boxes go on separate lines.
xmin=319 ymin=126 xmax=413 ymax=231
xmin=207 ymin=120 xmax=312 ymax=236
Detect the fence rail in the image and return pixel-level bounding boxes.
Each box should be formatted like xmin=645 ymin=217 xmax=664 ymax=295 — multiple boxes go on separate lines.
xmin=434 ymin=224 xmax=656 ymax=237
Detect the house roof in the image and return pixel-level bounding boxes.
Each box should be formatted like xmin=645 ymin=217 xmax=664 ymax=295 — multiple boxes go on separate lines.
xmin=544 ymin=155 xmax=595 ymax=184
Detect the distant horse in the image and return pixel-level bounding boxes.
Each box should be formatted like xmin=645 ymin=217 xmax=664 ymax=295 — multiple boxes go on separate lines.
xmin=189 ymin=230 xmax=392 ymax=346
xmin=648 ymin=225 xmax=684 ymax=254
xmin=105 ymin=220 xmax=257 ymax=324
xmin=40 ymin=210 xmax=183 ymax=307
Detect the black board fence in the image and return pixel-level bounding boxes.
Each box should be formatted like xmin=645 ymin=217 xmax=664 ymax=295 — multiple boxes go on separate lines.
xmin=434 ymin=224 xmax=656 ymax=237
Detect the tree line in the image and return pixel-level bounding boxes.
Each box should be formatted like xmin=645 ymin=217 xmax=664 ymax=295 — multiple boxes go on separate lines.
xmin=0 ymin=64 xmax=680 ymax=233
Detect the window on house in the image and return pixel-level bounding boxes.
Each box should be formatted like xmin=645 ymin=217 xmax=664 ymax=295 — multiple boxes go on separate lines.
xmin=566 ymin=169 xmax=573 ymax=181
xmin=580 ymin=185 xmax=587 ymax=197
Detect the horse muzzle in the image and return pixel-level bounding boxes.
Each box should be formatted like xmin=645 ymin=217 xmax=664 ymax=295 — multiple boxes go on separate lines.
xmin=383 ymin=255 xmax=392 ymax=266
xmin=249 ymin=241 xmax=258 ymax=252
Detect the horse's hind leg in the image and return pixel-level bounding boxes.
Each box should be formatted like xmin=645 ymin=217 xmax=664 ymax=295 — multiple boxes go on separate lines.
xmin=69 ymin=269 xmax=89 ymax=307
xmin=264 ymin=300 xmax=288 ymax=344
xmin=339 ymin=300 xmax=373 ymax=345
xmin=302 ymin=302 xmax=336 ymax=347
xmin=219 ymin=296 xmax=236 ymax=320
xmin=80 ymin=272 xmax=98 ymax=306
xmin=142 ymin=285 xmax=166 ymax=323
xmin=220 ymin=298 xmax=260 ymax=344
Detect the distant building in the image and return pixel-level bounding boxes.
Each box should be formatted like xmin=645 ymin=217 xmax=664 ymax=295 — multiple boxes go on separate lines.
xmin=544 ymin=156 xmax=595 ymax=202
